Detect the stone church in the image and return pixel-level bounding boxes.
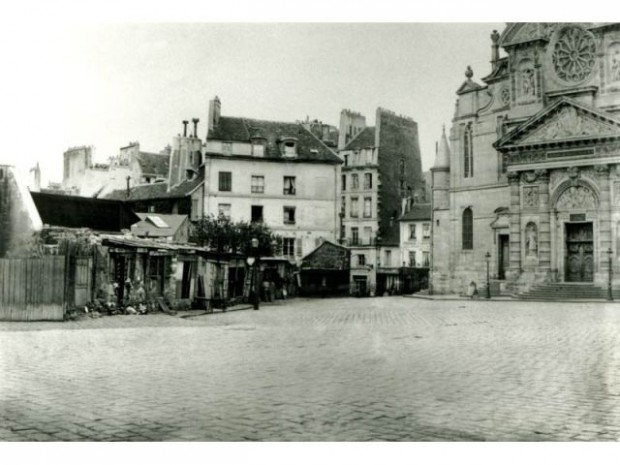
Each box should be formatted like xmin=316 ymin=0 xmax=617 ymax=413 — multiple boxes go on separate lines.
xmin=431 ymin=23 xmax=620 ymax=295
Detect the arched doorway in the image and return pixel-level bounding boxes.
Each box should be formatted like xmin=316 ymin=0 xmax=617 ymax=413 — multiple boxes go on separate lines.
xmin=552 ymin=181 xmax=599 ymax=283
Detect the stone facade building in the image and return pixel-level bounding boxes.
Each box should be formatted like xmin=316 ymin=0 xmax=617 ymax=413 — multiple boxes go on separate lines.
xmin=431 ymin=22 xmax=620 ymax=295
xmin=338 ymin=108 xmax=425 ymax=295
xmin=203 ymin=96 xmax=342 ymax=262
xmin=399 ymin=203 xmax=431 ymax=268
xmin=63 ymin=142 xmax=170 ymax=197
xmin=0 ymin=165 xmax=42 ymax=257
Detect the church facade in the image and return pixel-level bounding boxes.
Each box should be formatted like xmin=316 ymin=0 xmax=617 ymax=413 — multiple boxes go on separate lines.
xmin=431 ymin=23 xmax=620 ymax=295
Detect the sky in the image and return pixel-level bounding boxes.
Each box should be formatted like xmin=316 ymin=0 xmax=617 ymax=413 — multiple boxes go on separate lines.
xmin=1 ymin=15 xmax=505 ymax=186
xmin=1 ymin=0 xmax=602 ymax=192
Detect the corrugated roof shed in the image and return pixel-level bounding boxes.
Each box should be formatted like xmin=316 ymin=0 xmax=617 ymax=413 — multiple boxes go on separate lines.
xmin=131 ymin=213 xmax=188 ymax=238
xmin=31 ymin=192 xmax=140 ymax=232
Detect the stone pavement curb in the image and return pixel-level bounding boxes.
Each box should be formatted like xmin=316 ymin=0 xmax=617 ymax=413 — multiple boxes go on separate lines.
xmin=403 ymin=294 xmax=616 ymax=304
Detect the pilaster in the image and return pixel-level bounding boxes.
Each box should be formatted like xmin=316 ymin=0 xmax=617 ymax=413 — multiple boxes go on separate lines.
xmin=595 ymin=164 xmax=612 ymax=273
xmin=508 ymin=171 xmax=522 ymax=277
xmin=536 ymin=169 xmax=551 ymax=269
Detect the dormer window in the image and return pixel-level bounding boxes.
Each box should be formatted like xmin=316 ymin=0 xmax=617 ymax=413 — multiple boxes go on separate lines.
xmin=280 ymin=137 xmax=298 ymax=157
xmin=251 ymin=141 xmax=265 ymax=157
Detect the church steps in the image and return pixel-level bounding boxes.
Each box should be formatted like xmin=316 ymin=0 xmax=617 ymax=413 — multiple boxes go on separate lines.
xmin=516 ymin=283 xmax=618 ymax=301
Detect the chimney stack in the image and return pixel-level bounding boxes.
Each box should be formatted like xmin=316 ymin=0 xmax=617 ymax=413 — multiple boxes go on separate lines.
xmin=207 ymin=96 xmax=221 ymax=133
xmin=192 ymin=118 xmax=200 ymax=138
xmin=182 ymin=120 xmax=189 ymax=137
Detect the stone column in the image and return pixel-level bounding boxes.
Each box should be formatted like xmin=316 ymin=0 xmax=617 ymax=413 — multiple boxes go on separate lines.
xmin=536 ymin=169 xmax=551 ymax=271
xmin=596 ymin=165 xmax=612 ymax=281
xmin=507 ymin=171 xmax=522 ymax=280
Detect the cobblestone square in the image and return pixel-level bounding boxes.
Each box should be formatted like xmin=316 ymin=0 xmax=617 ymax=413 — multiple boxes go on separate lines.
xmin=1 ymin=297 xmax=620 ymax=441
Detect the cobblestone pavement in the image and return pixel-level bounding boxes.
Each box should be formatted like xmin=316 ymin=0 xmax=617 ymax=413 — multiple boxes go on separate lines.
xmin=1 ymin=297 xmax=620 ymax=441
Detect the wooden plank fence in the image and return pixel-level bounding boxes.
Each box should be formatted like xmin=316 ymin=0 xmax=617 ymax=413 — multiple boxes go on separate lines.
xmin=0 ymin=256 xmax=66 ymax=321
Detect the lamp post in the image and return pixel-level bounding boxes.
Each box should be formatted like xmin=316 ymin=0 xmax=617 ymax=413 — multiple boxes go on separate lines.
xmin=608 ymin=247 xmax=613 ymax=302
xmin=251 ymin=237 xmax=260 ymax=310
xmin=485 ymin=251 xmax=491 ymax=299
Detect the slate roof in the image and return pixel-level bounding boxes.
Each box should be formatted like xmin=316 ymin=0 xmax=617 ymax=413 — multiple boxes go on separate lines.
xmin=400 ymin=203 xmax=431 ymax=222
xmin=31 ymin=192 xmax=140 ymax=232
xmin=105 ymin=173 xmax=204 ymax=201
xmin=380 ymin=221 xmax=401 ymax=246
xmin=207 ymin=117 xmax=341 ymax=164
xmin=136 ymin=151 xmax=169 ymax=177
xmin=131 ymin=213 xmax=188 ymax=238
xmin=105 ymin=182 xmax=167 ymax=201
xmin=300 ymin=240 xmax=350 ymax=271
xmin=343 ymin=127 xmax=376 ymax=151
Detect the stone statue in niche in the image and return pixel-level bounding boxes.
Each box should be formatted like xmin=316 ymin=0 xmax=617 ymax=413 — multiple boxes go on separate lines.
xmin=555 ymin=185 xmax=597 ymax=210
xmin=525 ymin=222 xmax=538 ymax=257
xmin=610 ymin=46 xmax=620 ymax=82
xmin=614 ymin=181 xmax=620 ymax=205
xmin=523 ymin=186 xmax=539 ymax=208
xmin=521 ymin=68 xmax=536 ymax=98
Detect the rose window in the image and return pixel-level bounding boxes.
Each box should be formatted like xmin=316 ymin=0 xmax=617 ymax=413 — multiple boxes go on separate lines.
xmin=551 ymin=26 xmax=596 ymax=83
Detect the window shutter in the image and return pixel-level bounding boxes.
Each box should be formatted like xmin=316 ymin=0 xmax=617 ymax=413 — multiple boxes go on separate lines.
xmin=295 ymin=238 xmax=302 ymax=257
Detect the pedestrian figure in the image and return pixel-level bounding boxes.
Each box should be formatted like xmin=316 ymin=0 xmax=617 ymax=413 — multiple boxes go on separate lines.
xmin=134 ymin=279 xmax=146 ymax=303
xmin=467 ymin=280 xmax=479 ymax=299
xmin=262 ymin=280 xmax=270 ymax=302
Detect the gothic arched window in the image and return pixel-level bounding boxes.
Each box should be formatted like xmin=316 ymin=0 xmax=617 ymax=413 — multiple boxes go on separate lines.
xmin=463 ymin=124 xmax=474 ymax=178
xmin=462 ymin=207 xmax=473 ymax=250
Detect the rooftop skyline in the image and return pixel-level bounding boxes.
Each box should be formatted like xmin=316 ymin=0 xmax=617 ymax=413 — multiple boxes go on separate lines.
xmin=3 ymin=21 xmax=507 ymax=185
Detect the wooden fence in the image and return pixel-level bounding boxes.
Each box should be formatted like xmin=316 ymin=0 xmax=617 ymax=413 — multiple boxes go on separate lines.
xmin=0 ymin=256 xmax=66 ymax=321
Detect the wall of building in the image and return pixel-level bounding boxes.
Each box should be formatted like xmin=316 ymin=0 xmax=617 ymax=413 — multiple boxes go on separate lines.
xmin=338 ymin=110 xmax=367 ymax=150
xmin=63 ymin=146 xmax=93 ymax=190
xmin=62 ymin=142 xmax=168 ymax=197
xmin=0 ymin=165 xmax=43 ymax=257
xmin=432 ymin=23 xmax=620 ymax=294
xmin=400 ymin=220 xmax=431 ymax=267
xmin=169 ymin=135 xmax=203 ymax=189
xmin=376 ymin=108 xmax=424 ymax=244
xmin=204 ymin=157 xmax=339 ymax=260
xmin=340 ymin=147 xmax=380 ymax=245
xmin=349 ymin=246 xmax=377 ymax=295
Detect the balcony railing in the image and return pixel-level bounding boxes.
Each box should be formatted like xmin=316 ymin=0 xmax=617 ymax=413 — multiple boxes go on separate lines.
xmin=341 ymin=237 xmax=379 ymax=247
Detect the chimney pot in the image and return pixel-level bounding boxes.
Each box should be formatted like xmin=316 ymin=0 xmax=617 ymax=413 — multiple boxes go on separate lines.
xmin=182 ymin=120 xmax=189 ymax=137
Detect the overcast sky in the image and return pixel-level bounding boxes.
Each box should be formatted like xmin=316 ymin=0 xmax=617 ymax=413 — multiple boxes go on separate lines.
xmin=2 ymin=20 xmax=508 ymax=185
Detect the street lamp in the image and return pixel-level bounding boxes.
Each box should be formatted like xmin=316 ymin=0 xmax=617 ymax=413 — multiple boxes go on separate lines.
xmin=485 ymin=251 xmax=491 ymax=299
xmin=251 ymin=237 xmax=260 ymax=310
xmin=608 ymin=247 xmax=613 ymax=302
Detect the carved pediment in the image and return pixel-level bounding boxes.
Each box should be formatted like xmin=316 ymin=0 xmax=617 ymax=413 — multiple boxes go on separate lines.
xmin=495 ymin=98 xmax=620 ymax=150
xmin=520 ymin=106 xmax=618 ymax=144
